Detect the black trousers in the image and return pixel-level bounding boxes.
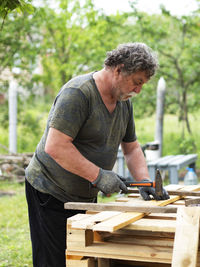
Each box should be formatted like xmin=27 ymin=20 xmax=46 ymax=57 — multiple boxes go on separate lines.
xmin=25 ymin=179 xmax=84 ymax=267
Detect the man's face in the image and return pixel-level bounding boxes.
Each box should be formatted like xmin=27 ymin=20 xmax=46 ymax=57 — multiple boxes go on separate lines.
xmin=113 ymin=70 xmax=149 ymax=101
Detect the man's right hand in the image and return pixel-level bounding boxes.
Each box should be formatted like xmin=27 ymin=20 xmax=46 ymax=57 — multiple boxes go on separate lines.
xmin=92 ymin=168 xmax=128 ymax=194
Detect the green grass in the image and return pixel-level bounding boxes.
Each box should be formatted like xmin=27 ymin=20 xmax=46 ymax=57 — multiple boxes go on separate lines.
xmin=0 ymin=182 xmax=117 ymax=267
xmin=0 ymin=182 xmax=32 ymax=267
xmin=135 ymin=111 xmax=200 ymax=168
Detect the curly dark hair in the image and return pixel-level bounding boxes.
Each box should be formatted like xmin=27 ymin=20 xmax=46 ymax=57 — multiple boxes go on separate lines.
xmin=104 ymin=43 xmax=158 ymax=78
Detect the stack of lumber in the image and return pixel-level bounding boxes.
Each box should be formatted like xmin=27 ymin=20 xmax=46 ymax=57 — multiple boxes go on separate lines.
xmin=65 ymin=184 xmax=200 ymax=267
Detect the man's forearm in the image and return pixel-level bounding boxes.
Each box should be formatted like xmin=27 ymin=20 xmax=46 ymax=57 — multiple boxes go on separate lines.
xmin=125 ymin=148 xmax=150 ymax=180
xmin=45 ymin=128 xmax=99 ymax=182
xmin=122 ymin=141 xmax=150 ymax=181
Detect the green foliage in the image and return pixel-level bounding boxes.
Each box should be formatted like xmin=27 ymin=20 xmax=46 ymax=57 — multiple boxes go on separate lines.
xmin=0 ymin=0 xmax=127 ymax=97
xmin=0 ymin=0 xmax=34 ymax=30
xmin=120 ymin=6 xmax=200 ymax=135
xmin=0 ymin=8 xmax=43 ymax=92
xmin=0 ymin=0 xmax=34 ymax=17
xmin=131 ymin=80 xmax=157 ymax=118
xmin=1 ymin=0 xmax=200 ymax=150
xmin=0 ymin=183 xmax=32 ymax=267
xmin=178 ymin=136 xmax=197 ymax=154
xmin=0 ymin=97 xmax=51 ymax=153
xmin=0 ymin=100 xmax=8 ymax=129
xmin=16 ymin=99 xmax=50 ymax=152
xmin=135 ymin=111 xmax=200 ymax=168
xmin=37 ymin=0 xmax=125 ymax=96
xmin=0 ymin=127 xmax=9 ymax=153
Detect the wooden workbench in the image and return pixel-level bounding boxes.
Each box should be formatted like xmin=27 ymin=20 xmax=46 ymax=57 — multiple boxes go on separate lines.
xmin=65 ymin=184 xmax=200 ymax=267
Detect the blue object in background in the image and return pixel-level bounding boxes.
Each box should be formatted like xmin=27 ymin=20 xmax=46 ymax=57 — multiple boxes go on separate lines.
xmin=184 ymin=167 xmax=198 ymax=185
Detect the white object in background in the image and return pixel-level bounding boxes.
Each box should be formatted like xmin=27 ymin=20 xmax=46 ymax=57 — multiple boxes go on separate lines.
xmin=9 ymin=80 xmax=17 ymax=154
xmin=144 ymin=141 xmax=160 ymax=162
xmin=155 ymin=77 xmax=166 ymax=157
xmin=145 ymin=149 xmax=160 ymax=162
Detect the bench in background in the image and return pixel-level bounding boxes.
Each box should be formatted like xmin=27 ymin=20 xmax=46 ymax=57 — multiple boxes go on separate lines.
xmin=114 ymin=151 xmax=198 ymax=184
xmin=147 ymin=154 xmax=198 ymax=184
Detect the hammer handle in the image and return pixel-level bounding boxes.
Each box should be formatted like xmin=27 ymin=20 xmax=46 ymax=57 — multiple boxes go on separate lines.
xmin=124 ymin=181 xmax=156 ymax=188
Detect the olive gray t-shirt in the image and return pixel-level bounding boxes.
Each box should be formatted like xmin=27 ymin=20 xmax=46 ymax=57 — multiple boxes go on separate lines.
xmin=25 ymin=72 xmax=137 ymax=202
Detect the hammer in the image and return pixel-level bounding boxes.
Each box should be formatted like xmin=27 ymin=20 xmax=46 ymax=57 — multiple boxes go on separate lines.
xmin=124 ymin=169 xmax=164 ymax=198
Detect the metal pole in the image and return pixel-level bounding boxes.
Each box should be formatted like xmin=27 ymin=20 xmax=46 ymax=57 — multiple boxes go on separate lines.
xmin=9 ymin=80 xmax=17 ymax=154
xmin=155 ymin=77 xmax=166 ymax=157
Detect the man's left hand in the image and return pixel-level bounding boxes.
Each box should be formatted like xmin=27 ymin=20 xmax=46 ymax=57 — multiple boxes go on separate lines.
xmin=138 ymin=179 xmax=169 ymax=201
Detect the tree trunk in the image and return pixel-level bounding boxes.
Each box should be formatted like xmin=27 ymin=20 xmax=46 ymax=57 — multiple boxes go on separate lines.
xmin=182 ymin=89 xmax=192 ymax=134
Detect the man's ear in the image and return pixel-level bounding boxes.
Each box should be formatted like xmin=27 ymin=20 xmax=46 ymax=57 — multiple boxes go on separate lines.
xmin=115 ymin=64 xmax=124 ymax=75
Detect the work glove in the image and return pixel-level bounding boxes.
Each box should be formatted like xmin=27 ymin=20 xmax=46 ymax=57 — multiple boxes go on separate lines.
xmin=138 ymin=179 xmax=170 ymax=201
xmin=92 ymin=168 xmax=128 ymax=195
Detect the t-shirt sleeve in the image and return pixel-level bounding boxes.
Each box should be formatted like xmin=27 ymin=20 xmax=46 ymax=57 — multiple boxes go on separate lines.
xmin=49 ymin=88 xmax=89 ymax=139
xmin=122 ymin=101 xmax=137 ymax=143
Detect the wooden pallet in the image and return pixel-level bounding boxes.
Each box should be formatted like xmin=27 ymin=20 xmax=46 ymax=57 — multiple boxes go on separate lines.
xmin=65 ymin=185 xmax=200 ymax=267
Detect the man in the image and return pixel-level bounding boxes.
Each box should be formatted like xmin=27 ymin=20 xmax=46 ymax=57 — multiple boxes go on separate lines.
xmin=25 ymin=42 xmax=169 ymax=267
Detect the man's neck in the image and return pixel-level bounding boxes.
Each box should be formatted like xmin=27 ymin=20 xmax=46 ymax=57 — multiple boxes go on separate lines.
xmin=93 ymin=68 xmax=116 ymax=105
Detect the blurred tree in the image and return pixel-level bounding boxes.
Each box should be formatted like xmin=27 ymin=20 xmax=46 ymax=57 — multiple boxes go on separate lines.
xmin=1 ymin=0 xmax=200 ymax=153
xmin=0 ymin=0 xmax=34 ymax=30
xmin=0 ymin=0 xmax=125 ymax=97
xmin=122 ymin=4 xmax=200 ymax=136
xmin=39 ymin=0 xmax=125 ymax=96
xmin=1 ymin=0 xmax=200 ymax=137
xmin=0 ymin=8 xmax=43 ymax=91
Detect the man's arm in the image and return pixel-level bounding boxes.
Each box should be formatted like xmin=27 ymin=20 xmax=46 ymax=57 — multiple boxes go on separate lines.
xmin=45 ymin=127 xmax=99 ymax=182
xmin=122 ymin=140 xmax=169 ymax=200
xmin=121 ymin=140 xmax=150 ymax=181
xmin=45 ymin=127 xmax=128 ymax=194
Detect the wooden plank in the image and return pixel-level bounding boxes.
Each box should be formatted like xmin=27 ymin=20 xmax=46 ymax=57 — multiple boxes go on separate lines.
xmin=93 ymin=212 xmax=144 ymax=232
xmin=66 ymin=254 xmax=84 ymax=260
xmin=91 ymin=186 xmax=200 ymax=232
xmin=185 ymin=197 xmax=200 ymax=206
xmin=124 ymin=218 xmax=176 ymax=232
xmin=68 ymin=214 xmax=91 ymax=225
xmin=92 ymin=196 xmax=180 ymax=232
xmin=182 ymin=185 xmax=200 ymax=191
xmin=66 ymin=257 xmax=95 ymax=267
xmin=145 ymin=213 xmax=176 ymax=220
xmin=148 ymin=184 xmax=200 ymax=208
xmin=172 ymin=207 xmax=200 ymax=267
xmin=113 ymin=259 xmax=171 ymax=267
xmin=66 ymin=185 xmax=200 ymax=233
xmin=98 ymin=258 xmax=110 ymax=267
xmin=66 ymin=242 xmax=173 ymax=264
xmin=126 ymin=184 xmax=186 ymax=196
xmin=104 ymin=234 xmax=174 ymax=247
xmin=64 ymin=202 xmax=178 ymax=213
xmin=168 ymin=200 xmax=185 ymax=205
xmin=123 ymin=195 xmax=182 ymax=206
xmin=164 ymin=184 xmax=185 ymax=190
xmin=127 ymin=189 xmax=200 ymax=197
xmin=67 ymin=228 xmax=94 ymax=248
xmin=71 ymin=211 xmax=121 ymax=229
xmin=147 ymin=195 xmax=181 ymax=206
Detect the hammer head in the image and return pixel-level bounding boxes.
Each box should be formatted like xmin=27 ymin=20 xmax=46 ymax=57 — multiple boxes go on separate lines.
xmin=155 ymin=169 xmax=164 ymax=197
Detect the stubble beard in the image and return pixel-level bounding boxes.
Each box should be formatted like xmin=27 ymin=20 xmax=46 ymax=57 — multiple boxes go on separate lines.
xmin=118 ymin=91 xmax=138 ymax=102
